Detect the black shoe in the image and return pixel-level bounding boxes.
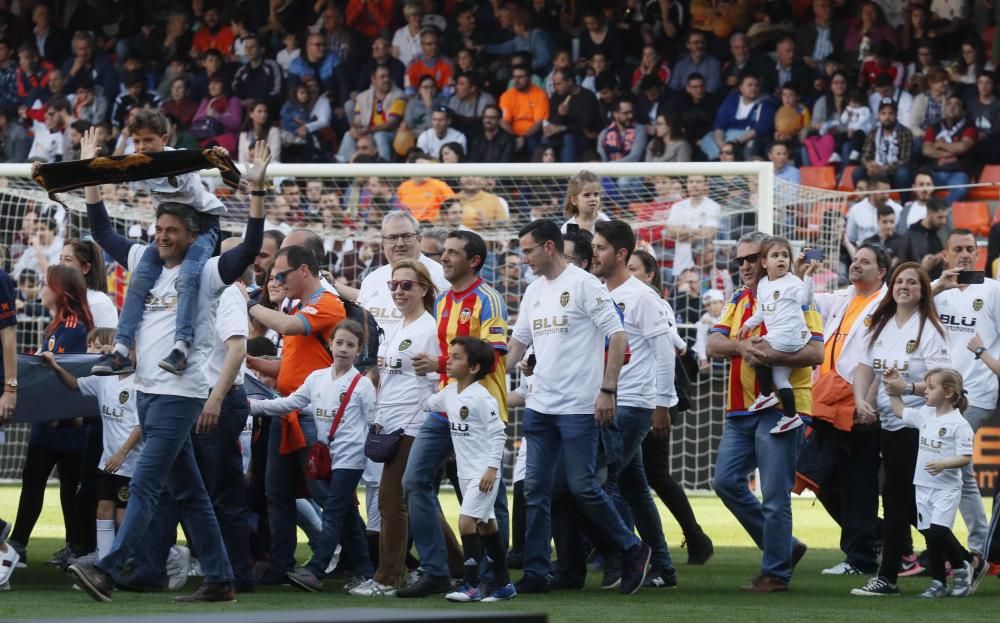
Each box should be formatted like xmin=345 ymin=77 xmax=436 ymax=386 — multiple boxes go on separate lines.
xmin=514 ymin=573 xmax=551 ymax=594
xmin=395 ymin=573 xmax=451 ymax=598
xmin=551 ymin=574 xmax=585 ymax=590
xmin=234 ymin=579 xmax=256 ymax=594
xmin=507 ymin=551 xmax=523 ymax=570
xmin=792 ymin=541 xmax=808 ymax=568
xmin=286 ymin=569 xmax=323 ymax=593
xmin=685 ymin=533 xmax=715 ymax=565
xmin=643 ymin=567 xmax=678 ymax=588
xmin=600 ymin=552 xmax=622 ymax=590
xmin=158 ymin=349 xmax=188 ymax=375
xmin=115 ymin=573 xmax=163 ymax=592
xmin=68 ymin=562 xmax=114 ymax=603
xmin=619 ymin=543 xmax=651 ymax=595
xmin=91 ymin=352 xmax=135 ymax=376
xmin=174 ymin=582 xmax=236 ymax=603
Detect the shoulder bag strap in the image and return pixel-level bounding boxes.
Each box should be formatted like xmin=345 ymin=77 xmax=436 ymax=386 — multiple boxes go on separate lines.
xmin=328 ymin=373 xmax=363 ymax=442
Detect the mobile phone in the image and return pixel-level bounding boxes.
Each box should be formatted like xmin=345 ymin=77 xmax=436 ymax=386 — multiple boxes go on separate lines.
xmin=526 ymin=354 xmax=536 ymax=368
xmin=803 ymin=248 xmax=824 ymax=263
xmin=957 ymin=270 xmax=986 ymax=285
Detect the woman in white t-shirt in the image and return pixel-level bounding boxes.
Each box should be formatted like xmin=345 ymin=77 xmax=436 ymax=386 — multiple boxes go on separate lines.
xmin=560 ymin=170 xmax=610 ymax=234
xmin=59 ymin=239 xmax=119 ymax=328
xmin=353 ymin=259 xmax=440 ymax=596
xmin=851 ymin=262 xmax=951 ymax=597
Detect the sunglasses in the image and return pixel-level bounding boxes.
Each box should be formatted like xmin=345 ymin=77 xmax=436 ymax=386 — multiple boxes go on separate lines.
xmin=273 ymin=267 xmax=298 ymax=284
xmin=732 ymin=252 xmax=761 ymax=266
xmin=388 ymin=279 xmax=419 ymax=292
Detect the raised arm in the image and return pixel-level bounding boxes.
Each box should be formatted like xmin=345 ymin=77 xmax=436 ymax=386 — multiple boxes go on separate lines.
xmin=218 ymin=141 xmax=270 ymax=284
xmin=75 ymin=127 xmax=137 ymax=267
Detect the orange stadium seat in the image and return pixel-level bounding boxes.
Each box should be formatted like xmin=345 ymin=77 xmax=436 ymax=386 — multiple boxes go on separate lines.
xmin=800 ymin=166 xmax=836 ymax=190
xmin=969 ymin=165 xmax=1000 ymax=201
xmin=837 ymin=166 xmax=857 ymax=192
xmin=952 ymin=202 xmax=991 ymax=237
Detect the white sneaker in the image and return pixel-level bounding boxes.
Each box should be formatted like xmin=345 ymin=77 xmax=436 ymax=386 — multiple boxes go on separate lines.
xmin=0 ymin=547 xmax=20 ymax=585
xmin=188 ymin=558 xmax=203 ymax=577
xmin=325 ymin=545 xmax=341 ymax=575
xmin=827 ymin=152 xmax=842 ymax=163
xmin=749 ymin=393 xmax=779 ymax=412
xmin=67 ymin=551 xmax=97 ymax=567
xmin=771 ymin=414 xmax=804 ymax=434
xmin=165 ymin=545 xmax=191 ymax=591
xmin=848 ymin=149 xmax=860 ymax=161
xmin=822 ymin=561 xmax=865 ymax=575
xmin=349 ymin=579 xmax=396 ymax=596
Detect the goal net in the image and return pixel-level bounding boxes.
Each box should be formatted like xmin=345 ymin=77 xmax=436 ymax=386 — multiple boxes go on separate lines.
xmin=0 ymin=161 xmax=854 ymax=489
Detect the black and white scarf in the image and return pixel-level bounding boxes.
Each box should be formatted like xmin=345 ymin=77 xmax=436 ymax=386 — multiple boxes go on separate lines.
xmin=875 ymin=124 xmax=900 ymax=165
xmin=935 ymin=118 xmax=967 ymax=143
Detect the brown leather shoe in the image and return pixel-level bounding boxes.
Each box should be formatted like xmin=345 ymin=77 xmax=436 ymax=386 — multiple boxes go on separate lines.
xmin=68 ymin=562 xmax=114 ymax=602
xmin=740 ymin=574 xmax=789 ymax=593
xmin=174 ymin=582 xmax=236 ymax=603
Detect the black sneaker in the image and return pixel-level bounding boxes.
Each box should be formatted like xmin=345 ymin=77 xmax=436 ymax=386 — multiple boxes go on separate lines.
xmin=971 ymin=555 xmax=989 ymax=595
xmin=643 ymin=567 xmax=678 ymax=588
xmin=619 ymin=543 xmax=651 ymax=595
xmin=395 ymin=573 xmax=451 ymax=598
xmin=685 ymin=533 xmax=715 ymax=565
xmin=551 ymin=574 xmax=585 ymax=590
xmin=68 ymin=562 xmax=114 ymax=602
xmin=174 ymin=582 xmax=236 ymax=603
xmin=158 ymin=349 xmax=188 ymax=375
xmin=91 ymin=352 xmax=135 ymax=376
xmin=850 ymin=576 xmax=900 ymax=597
xmin=514 ymin=573 xmax=551 ymax=594
xmin=286 ymin=568 xmax=323 ymax=593
xmin=600 ymin=553 xmax=622 ymax=590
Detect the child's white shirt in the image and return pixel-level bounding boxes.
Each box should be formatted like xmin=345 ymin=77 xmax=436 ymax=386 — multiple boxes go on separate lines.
xmin=901 ymin=405 xmax=974 ymax=490
xmin=127 ymin=147 xmax=225 ymax=214
xmin=77 ymin=374 xmax=142 ymax=478
xmin=422 ymin=381 xmax=506 ymax=481
xmin=694 ymin=311 xmax=718 ymax=363
xmin=744 ymin=273 xmax=814 ymax=350
xmin=841 ymin=104 xmax=873 ymax=133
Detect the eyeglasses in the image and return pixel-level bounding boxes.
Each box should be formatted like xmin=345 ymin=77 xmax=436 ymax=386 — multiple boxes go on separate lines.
xmin=388 ymin=279 xmax=419 ymax=292
xmin=521 ymin=244 xmax=539 ymax=256
xmin=273 ymin=266 xmax=298 ymax=284
xmin=732 ymin=252 xmax=761 ymax=266
xmin=383 ymin=232 xmax=417 ymax=243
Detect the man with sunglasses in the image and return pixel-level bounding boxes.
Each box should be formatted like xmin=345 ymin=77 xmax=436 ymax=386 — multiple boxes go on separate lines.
xmin=706 ymin=231 xmax=824 ymax=593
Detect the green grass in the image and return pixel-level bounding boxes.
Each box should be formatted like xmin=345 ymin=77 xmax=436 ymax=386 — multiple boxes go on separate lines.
xmin=1 ymin=485 xmax=996 ymax=622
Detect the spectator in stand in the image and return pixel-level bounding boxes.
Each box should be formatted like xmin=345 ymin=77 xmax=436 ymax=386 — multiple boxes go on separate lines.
xmin=766 ymin=36 xmax=813 ymax=100
xmin=61 ymin=30 xmax=117 ymax=109
xmin=191 ymin=75 xmax=242 ymax=153
xmin=844 ymin=1 xmax=897 ymax=61
xmin=239 ymin=100 xmax=282 ymax=164
xmin=947 ymin=39 xmax=993 ymax=98
xmin=577 ymin=10 xmax=624 ymax=69
xmin=597 ymin=97 xmax=647 ymax=162
xmin=861 ymin=203 xmax=903 ymax=262
xmin=646 ymin=113 xmax=692 ymax=163
xmin=264 ymin=197 xmax=293 ymax=235
xmin=456 ymin=176 xmax=509 ymax=228
xmin=896 ymin=197 xmax=948 ymax=279
xmin=165 ymin=114 xmax=199 ymax=150
xmin=447 ymin=71 xmax=495 ymax=138
xmin=156 ymin=56 xmax=192 ymax=100
xmin=0 ymin=38 xmax=16 ymax=111
xmin=15 ymin=43 xmax=52 ymax=109
xmin=64 ymin=119 xmax=90 ymax=161
xmin=443 ymin=2 xmax=484 ymax=58
xmin=897 ymin=168 xmax=951 ymax=234
xmin=339 ymin=64 xmax=404 ymax=164
xmin=28 ymin=3 xmax=68 ymax=66
xmin=27 ymin=96 xmax=69 ymax=163
xmin=346 ymin=0 xmax=394 ymax=41
xmin=703 ymin=73 xmax=775 ymax=161
xmin=921 ymin=95 xmax=975 ymax=205
xmin=288 ymin=33 xmax=341 ymax=96
xmin=544 ymin=67 xmax=600 ymax=163
xmin=769 ymin=141 xmax=800 ymax=184
xmin=162 ymin=78 xmax=198 ymax=131
xmin=722 ymin=32 xmax=771 ymax=92
xmin=439 ymin=141 xmax=464 ymax=163
xmin=468 ymin=104 xmax=515 ymax=163
xmin=12 ymin=216 xmax=62 ymax=280
xmin=0 ymin=105 xmax=29 ymax=162
xmin=631 ymin=44 xmax=671 ymax=95
xmin=482 ymin=8 xmax=553 ymax=75
xmin=190 ymin=48 xmax=230 ymax=103
xmin=111 ymin=72 xmax=161 ymax=130
xmin=397 ymin=151 xmax=455 ymax=222
xmin=635 ymin=75 xmax=665 ymax=131
xmin=393 ymin=1 xmax=426 ymax=66
xmin=192 ymin=4 xmax=235 ymax=56
xmin=800 ymin=0 xmax=845 ymax=69
xmin=666 ymin=73 xmax=716 ymax=157
xmin=844 ymin=174 xmax=902 ymax=257
xmin=809 ymin=70 xmax=849 ymax=161
xmin=852 ymin=99 xmax=913 ymax=190
xmin=406 ymin=28 xmax=454 ymax=96
xmin=666 ymin=174 xmax=721 ymax=276
xmin=499 ymin=64 xmax=549 ymax=157
xmin=969 ymin=71 xmax=1000 ymax=163
xmin=909 ymin=66 xmax=950 ymax=140
xmin=402 ymin=74 xmax=444 ymax=136
xmin=859 ymin=41 xmax=905 ymax=90
xmin=867 ymin=72 xmax=913 ymax=130
xmin=70 ymin=77 xmax=107 ymax=126
xmin=130 ymin=9 xmax=192 ymax=71
xmin=668 ymin=31 xmax=722 ymax=94
xmin=356 ymin=36 xmax=406 ymax=97
xmin=231 ymin=33 xmax=284 ymax=111
xmin=228 ymin=12 xmax=251 ymax=63
xmin=496 ymin=250 xmax=524 ymax=320
xmin=276 ymin=31 xmax=301 ymax=73
xmin=416 ymin=105 xmax=466 ymax=159
xmin=318 ymin=3 xmax=362 ymax=78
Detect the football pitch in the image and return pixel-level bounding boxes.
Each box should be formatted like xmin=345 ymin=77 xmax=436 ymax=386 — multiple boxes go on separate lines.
xmin=1 ymin=485 xmax=996 ymax=622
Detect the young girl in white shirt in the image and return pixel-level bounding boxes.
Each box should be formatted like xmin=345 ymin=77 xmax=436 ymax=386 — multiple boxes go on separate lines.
xmin=884 ymin=367 xmax=975 ymax=598
xmin=739 ymin=237 xmax=817 ymax=434
xmin=250 ymin=319 xmax=377 ymax=594
xmin=561 ymin=170 xmax=610 ymax=234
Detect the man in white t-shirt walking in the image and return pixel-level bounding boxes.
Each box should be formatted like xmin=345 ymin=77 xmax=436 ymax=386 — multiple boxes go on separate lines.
xmin=67 ymin=135 xmax=270 ymax=603
xmin=507 ymin=219 xmax=651 ymax=595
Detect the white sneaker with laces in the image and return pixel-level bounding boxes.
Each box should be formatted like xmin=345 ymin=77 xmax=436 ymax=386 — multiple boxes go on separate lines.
xmin=749 ymin=393 xmax=779 ymax=412
xmin=0 ymin=547 xmax=19 ymax=585
xmin=771 ymin=414 xmax=804 ymax=434
xmin=165 ymin=545 xmax=191 ymax=591
xmin=821 ymin=561 xmax=864 ymax=575
xmin=349 ymin=579 xmax=396 ymax=596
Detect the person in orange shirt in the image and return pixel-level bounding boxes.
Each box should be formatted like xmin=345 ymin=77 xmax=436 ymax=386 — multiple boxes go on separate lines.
xmin=406 ymin=29 xmax=454 ymax=94
xmin=499 ymin=64 xmax=549 ymax=156
xmin=397 ymin=152 xmax=455 ymax=222
xmin=192 ymin=6 xmax=235 ymax=57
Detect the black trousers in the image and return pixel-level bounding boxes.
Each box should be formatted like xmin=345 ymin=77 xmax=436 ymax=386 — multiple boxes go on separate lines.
xmin=642 ymin=428 xmax=704 ymax=541
xmin=877 ymin=427 xmax=919 ymax=583
xmin=12 ymin=443 xmax=84 ymax=550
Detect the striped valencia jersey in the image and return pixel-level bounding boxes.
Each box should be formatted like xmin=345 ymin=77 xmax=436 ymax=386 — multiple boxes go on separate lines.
xmin=434 ymin=278 xmax=509 ymax=416
xmin=710 ymin=286 xmax=824 ymax=416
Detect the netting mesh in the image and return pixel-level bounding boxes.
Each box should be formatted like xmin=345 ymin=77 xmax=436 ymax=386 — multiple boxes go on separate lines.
xmin=0 ymin=164 xmax=855 ymax=488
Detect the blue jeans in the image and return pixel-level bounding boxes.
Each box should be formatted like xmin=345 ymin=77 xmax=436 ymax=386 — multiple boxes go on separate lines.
xmin=402 ymin=414 xmax=509 ymax=578
xmin=608 ymin=405 xmax=673 ymax=571
xmin=265 ymin=413 xmax=324 ymax=575
xmin=192 ymin=385 xmax=254 ymax=587
xmin=931 ymin=170 xmax=970 ymax=204
xmin=712 ymin=410 xmax=802 ymax=583
xmin=522 ymin=409 xmax=641 ymax=578
xmin=97 ymin=392 xmax=234 ymax=585
xmin=116 ymin=218 xmax=220 ymax=348
xmin=305 ymin=468 xmax=372 ymax=579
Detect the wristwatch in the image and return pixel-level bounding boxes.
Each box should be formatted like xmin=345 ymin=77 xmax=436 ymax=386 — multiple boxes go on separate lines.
xmin=246 ymin=298 xmax=259 ymax=313
xmin=4 ymin=379 xmax=17 ymax=393
xmin=974 ymin=346 xmax=987 ymax=360
xmin=600 ymin=387 xmax=617 ymax=396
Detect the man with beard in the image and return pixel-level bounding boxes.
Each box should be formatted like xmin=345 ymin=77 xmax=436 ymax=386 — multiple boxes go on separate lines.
xmin=852 ymin=99 xmax=913 ymax=192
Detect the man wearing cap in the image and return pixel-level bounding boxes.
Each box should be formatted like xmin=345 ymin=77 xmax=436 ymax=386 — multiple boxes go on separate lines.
xmin=867 ymin=73 xmax=913 ymax=130
xmin=851 ymin=98 xmax=913 ymax=192
xmin=415 ymin=105 xmax=466 ymax=159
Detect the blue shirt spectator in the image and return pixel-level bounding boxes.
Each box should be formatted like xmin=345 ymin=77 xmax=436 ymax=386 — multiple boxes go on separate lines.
xmin=668 ymin=31 xmax=722 ymax=93
xmin=288 ymin=32 xmax=341 ymax=95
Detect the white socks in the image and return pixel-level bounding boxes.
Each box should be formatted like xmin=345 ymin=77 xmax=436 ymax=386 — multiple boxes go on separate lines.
xmin=96 ymin=520 xmax=115 ymax=561
xmin=173 ymin=341 xmax=189 ymax=356
xmin=113 ymin=343 xmax=129 ymax=357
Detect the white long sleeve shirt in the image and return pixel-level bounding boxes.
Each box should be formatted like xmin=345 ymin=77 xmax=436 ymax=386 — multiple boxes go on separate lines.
xmin=423 ymin=381 xmax=506 ymax=480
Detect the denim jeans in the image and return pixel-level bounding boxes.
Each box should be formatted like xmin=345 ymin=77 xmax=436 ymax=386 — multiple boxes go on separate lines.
xmin=265 ymin=413 xmax=323 ymax=575
xmin=608 ymin=405 xmax=673 ymax=571
xmin=305 ymin=468 xmax=372 ymax=579
xmin=97 ymin=392 xmax=234 ymax=585
xmin=402 ymin=413 xmax=509 ymax=579
xmin=115 ymin=218 xmax=220 ymax=348
xmin=931 ymin=170 xmax=971 ymax=205
xmin=522 ymin=409 xmax=641 ymax=579
xmin=192 ymin=385 xmax=254 ymax=587
xmin=712 ymin=409 xmax=802 ymax=583
xmin=960 ymin=406 xmax=990 ymax=555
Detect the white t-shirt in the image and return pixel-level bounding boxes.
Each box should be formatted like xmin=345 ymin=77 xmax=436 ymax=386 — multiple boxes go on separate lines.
xmin=77 ymin=374 xmax=141 ymax=478
xmin=904 ymin=201 xmax=927 ymax=229
xmin=845 ymin=198 xmax=903 ymax=244
xmin=901 ymin=405 xmax=974 ymax=490
xmin=376 ymin=312 xmax=440 ymax=435
xmin=127 ymin=148 xmax=225 ymax=214
xmin=87 ymin=289 xmax=119 ymax=328
xmin=609 ymin=276 xmax=673 ymax=409
xmin=666 ymin=197 xmax=721 ymax=275
xmin=560 ymin=212 xmax=610 ymax=234
xmin=128 ymin=245 xmax=227 ymax=398
xmin=934 ymin=278 xmax=1000 ymax=410
xmin=423 ymin=382 xmax=506 ymax=481
xmin=357 ymin=254 xmax=449 ymax=333
xmin=392 ymin=26 xmax=422 ymax=67
xmin=251 ymin=366 xmax=376 ymax=470
xmin=416 ymin=127 xmax=468 ymax=159
xmin=865 ymin=314 xmax=951 ymax=431
xmin=744 ymin=273 xmax=813 ymax=351
xmin=208 ymin=284 xmax=249 ymax=388
xmin=511 ymin=264 xmax=625 ymax=414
